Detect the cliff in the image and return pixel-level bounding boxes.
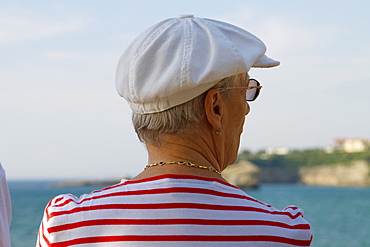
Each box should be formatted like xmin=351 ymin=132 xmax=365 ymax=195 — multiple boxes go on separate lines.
xmin=299 ymin=160 xmax=370 ymax=187
xmin=229 ymin=156 xmax=370 ymax=187
xmin=222 ymin=160 xmax=260 ymax=189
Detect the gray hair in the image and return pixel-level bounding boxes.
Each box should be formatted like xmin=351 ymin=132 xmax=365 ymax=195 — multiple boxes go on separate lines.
xmin=132 ymin=75 xmax=238 ymax=146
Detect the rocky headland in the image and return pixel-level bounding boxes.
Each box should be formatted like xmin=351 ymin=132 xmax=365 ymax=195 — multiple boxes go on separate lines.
xmin=299 ymin=160 xmax=370 ymax=187
xmin=222 ymin=159 xmax=370 ymax=188
xmin=222 ymin=160 xmax=260 ymax=189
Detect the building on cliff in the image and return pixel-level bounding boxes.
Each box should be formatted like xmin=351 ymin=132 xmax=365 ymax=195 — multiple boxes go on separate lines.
xmin=333 ymin=138 xmax=370 ymax=153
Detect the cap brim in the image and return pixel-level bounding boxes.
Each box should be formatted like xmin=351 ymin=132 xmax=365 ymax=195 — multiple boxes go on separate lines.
xmin=252 ymin=55 xmax=280 ymax=68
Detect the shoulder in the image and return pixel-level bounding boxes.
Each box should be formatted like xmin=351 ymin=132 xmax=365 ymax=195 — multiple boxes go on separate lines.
xmin=44 ymin=180 xmax=129 ymax=218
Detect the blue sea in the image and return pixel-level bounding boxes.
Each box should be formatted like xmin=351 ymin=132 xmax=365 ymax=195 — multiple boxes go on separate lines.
xmin=8 ymin=181 xmax=370 ymax=247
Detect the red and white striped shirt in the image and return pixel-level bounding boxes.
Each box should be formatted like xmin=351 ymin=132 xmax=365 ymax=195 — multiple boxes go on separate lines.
xmin=36 ymin=174 xmax=312 ymax=246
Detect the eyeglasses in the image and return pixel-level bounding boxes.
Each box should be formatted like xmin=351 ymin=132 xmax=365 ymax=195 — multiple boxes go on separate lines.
xmin=224 ymin=79 xmax=262 ymax=102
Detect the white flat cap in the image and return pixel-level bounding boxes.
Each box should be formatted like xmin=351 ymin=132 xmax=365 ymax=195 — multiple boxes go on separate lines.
xmin=116 ymin=15 xmax=279 ymax=114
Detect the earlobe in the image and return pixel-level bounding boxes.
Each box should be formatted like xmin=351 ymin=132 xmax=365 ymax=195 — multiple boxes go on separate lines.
xmin=204 ymin=89 xmax=223 ymax=131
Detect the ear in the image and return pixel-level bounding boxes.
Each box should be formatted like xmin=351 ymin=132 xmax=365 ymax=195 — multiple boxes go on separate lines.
xmin=204 ymin=89 xmax=223 ymax=130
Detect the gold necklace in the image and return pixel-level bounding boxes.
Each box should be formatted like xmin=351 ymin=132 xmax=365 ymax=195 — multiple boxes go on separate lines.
xmin=145 ymin=161 xmax=221 ymax=175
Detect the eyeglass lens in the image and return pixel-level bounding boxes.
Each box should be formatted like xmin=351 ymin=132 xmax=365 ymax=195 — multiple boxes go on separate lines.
xmin=246 ymin=79 xmax=260 ymax=101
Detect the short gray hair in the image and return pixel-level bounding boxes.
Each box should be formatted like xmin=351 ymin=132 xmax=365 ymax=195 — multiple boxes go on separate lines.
xmin=132 ymin=75 xmax=238 ymax=146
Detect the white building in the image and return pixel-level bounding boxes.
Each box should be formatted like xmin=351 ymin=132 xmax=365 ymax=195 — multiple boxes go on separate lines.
xmin=264 ymin=147 xmax=290 ymax=155
xmin=334 ymin=138 xmax=370 ymax=153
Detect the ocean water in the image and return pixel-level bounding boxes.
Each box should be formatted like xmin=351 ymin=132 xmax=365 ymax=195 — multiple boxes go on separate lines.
xmin=8 ymin=181 xmax=370 ymax=247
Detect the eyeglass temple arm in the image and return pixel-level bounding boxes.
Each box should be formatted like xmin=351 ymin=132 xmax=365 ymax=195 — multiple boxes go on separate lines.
xmin=224 ymin=86 xmax=263 ymax=89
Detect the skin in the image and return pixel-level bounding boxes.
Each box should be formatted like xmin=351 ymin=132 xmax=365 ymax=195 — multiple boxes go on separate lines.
xmin=132 ymin=73 xmax=251 ymax=182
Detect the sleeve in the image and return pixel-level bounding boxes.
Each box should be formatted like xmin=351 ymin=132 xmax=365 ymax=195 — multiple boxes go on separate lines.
xmin=36 ymin=194 xmax=74 ymax=247
xmin=36 ymin=206 xmax=51 ymax=247
xmin=283 ymin=205 xmax=313 ymax=246
xmin=0 ymin=163 xmax=12 ymax=247
xmin=36 ymin=196 xmax=62 ymax=247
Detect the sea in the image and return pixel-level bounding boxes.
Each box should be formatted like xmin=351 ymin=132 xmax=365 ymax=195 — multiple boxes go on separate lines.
xmin=7 ymin=181 xmax=370 ymax=247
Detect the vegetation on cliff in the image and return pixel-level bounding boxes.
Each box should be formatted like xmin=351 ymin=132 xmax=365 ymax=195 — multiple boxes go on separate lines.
xmin=237 ymin=148 xmax=370 ymax=185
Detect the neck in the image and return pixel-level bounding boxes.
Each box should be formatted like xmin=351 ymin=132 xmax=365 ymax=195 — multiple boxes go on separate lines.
xmin=145 ymin=161 xmax=221 ymax=175
xmin=147 ymin=132 xmax=220 ymax=170
xmin=131 ymin=130 xmax=228 ymax=182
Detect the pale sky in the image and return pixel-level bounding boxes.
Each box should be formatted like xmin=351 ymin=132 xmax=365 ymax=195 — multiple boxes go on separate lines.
xmin=1 ymin=0 xmax=369 ymax=180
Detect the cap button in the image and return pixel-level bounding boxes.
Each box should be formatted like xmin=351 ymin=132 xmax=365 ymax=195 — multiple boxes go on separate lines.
xmin=179 ymin=14 xmax=194 ymax=19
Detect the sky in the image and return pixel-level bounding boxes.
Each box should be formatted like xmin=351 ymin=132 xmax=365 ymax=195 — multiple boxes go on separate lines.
xmin=1 ymin=0 xmax=369 ymax=180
